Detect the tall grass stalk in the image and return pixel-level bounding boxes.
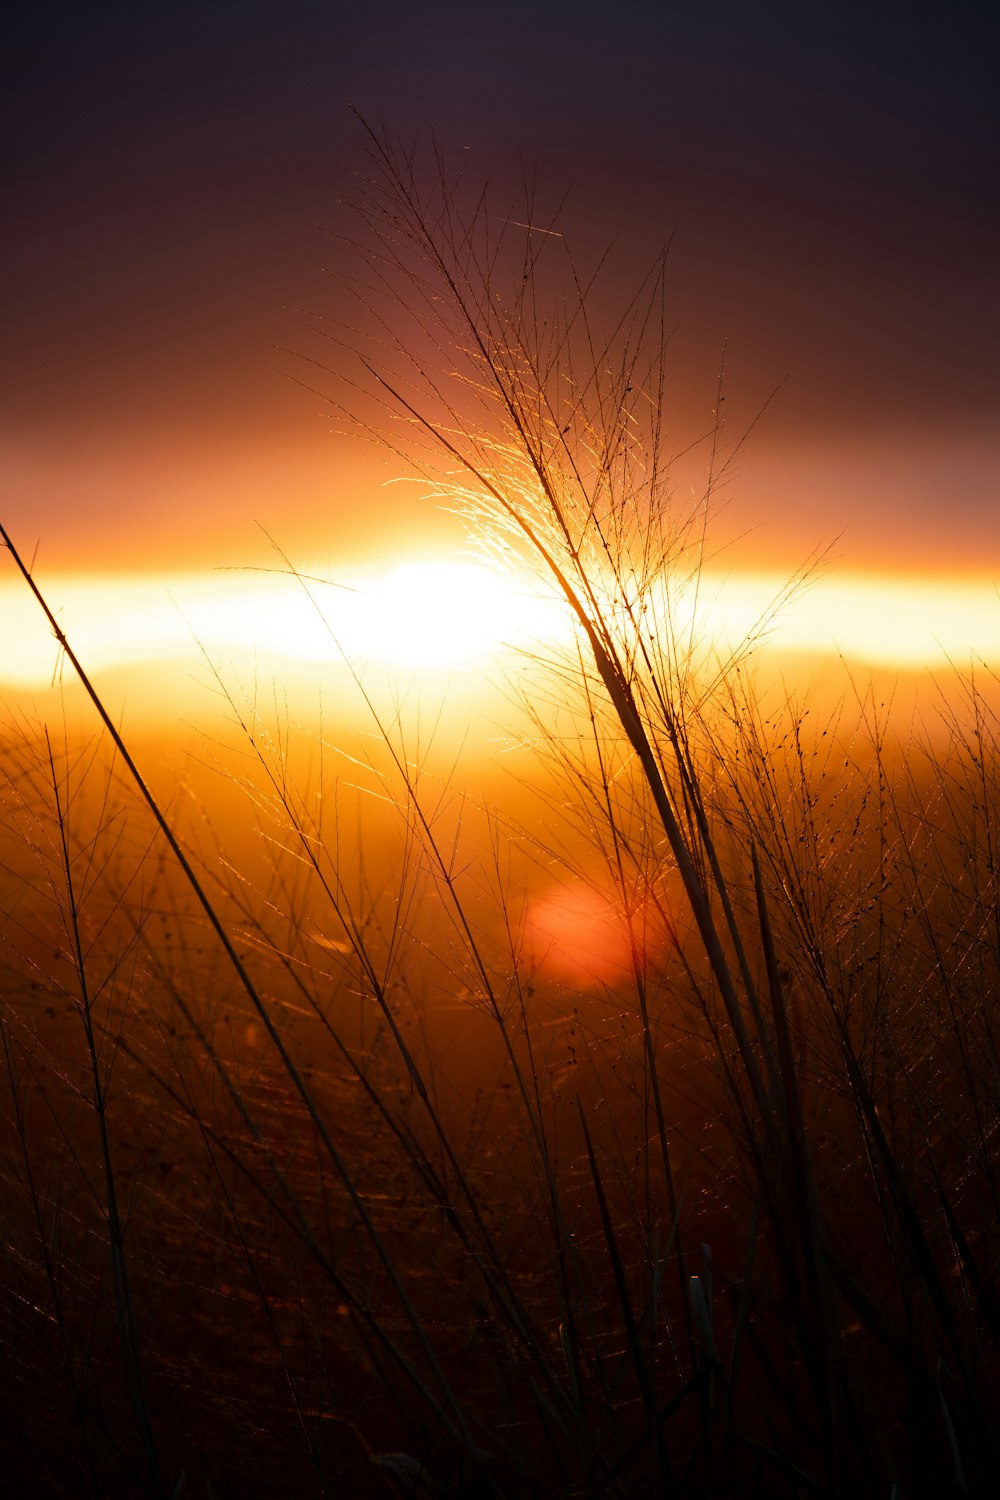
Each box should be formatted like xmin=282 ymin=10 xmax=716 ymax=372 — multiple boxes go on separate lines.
xmin=322 ymin=120 xmax=997 ymax=1491
xmin=43 ymin=728 xmax=165 ymax=1496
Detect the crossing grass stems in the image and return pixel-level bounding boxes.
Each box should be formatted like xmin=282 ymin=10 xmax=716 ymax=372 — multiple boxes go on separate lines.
xmin=0 ymin=124 xmax=997 ymax=1496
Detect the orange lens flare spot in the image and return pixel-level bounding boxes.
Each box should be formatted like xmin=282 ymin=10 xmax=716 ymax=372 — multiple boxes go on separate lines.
xmin=525 ymin=883 xmax=633 ymax=985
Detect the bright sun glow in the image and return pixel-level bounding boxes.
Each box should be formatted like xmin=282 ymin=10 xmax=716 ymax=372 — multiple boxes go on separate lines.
xmin=1 ymin=559 xmax=997 ymax=694
xmin=336 ymin=561 xmax=566 ymax=667
xmin=0 ymin=559 xmax=570 ymax=689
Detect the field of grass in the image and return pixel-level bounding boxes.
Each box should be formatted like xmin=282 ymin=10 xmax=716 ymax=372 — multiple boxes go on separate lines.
xmin=2 ymin=128 xmax=998 ymax=1497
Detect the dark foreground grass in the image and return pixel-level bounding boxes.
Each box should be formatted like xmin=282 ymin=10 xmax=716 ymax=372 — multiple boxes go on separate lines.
xmin=1 ymin=130 xmax=998 ymax=1496
xmin=1 ymin=612 xmax=998 ymax=1500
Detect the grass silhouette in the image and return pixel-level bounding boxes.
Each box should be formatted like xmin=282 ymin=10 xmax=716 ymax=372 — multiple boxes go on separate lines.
xmin=1 ymin=128 xmax=997 ymax=1496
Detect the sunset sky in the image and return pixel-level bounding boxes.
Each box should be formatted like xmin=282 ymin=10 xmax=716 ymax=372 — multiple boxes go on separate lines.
xmin=3 ymin=1 xmax=998 ymax=684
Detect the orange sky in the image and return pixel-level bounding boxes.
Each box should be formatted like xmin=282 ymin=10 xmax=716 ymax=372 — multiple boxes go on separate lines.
xmin=2 ymin=3 xmax=997 ymax=615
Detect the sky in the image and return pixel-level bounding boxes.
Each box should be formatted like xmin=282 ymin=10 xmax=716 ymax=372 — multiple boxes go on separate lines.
xmin=3 ymin=1 xmax=998 ymax=597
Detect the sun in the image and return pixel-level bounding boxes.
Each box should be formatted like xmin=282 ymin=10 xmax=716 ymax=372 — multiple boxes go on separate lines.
xmin=329 ymin=560 xmax=568 ymax=671
xmin=0 ymin=558 xmax=571 ymax=690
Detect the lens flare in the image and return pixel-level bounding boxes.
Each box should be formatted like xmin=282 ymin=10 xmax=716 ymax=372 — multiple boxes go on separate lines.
xmin=525 ymin=882 xmax=632 ymax=985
